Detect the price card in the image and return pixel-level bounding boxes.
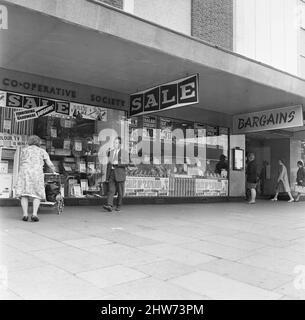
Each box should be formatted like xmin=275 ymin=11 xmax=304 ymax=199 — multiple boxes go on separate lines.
xmin=64 ymin=119 xmax=72 ymax=128
xmin=161 ymin=129 xmax=172 ymax=141
xmin=50 ymin=127 xmax=57 ymax=138
xmin=74 ymin=141 xmax=82 ymax=151
xmin=3 ymin=120 xmax=11 ymax=131
xmin=79 ymin=162 xmax=86 ymax=173
xmin=73 ymin=185 xmax=83 ymax=197
xmin=0 ymin=161 xmax=9 ymax=174
xmin=93 ymin=135 xmax=99 ymax=145
xmin=63 ymin=139 xmax=71 ymax=150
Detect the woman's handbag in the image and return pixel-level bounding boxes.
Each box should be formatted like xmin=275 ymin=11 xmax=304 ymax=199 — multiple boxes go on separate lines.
xmin=294 ymin=184 xmax=305 ymax=194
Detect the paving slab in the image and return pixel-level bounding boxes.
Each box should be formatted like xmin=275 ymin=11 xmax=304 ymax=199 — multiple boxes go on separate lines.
xmin=1 ymin=201 xmax=305 ymax=300
xmin=169 ymin=271 xmax=283 ymax=300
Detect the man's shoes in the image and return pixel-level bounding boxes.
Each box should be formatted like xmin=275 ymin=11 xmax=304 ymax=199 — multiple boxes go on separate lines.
xmin=103 ymin=204 xmax=113 ymax=212
xmin=115 ymin=207 xmax=121 ymax=212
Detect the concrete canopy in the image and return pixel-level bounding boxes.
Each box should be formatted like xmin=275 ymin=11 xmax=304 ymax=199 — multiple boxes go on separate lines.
xmin=1 ymin=0 xmax=305 ymax=118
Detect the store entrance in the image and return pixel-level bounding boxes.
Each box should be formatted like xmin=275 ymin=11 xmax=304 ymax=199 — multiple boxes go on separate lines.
xmin=246 ymin=131 xmax=292 ymax=198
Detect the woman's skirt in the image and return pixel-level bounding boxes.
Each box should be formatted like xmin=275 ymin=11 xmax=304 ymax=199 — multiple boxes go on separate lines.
xmin=15 ymin=167 xmax=46 ymax=200
xmin=275 ymin=180 xmax=291 ymax=193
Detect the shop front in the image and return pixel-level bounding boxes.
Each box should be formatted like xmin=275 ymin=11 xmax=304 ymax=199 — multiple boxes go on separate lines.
xmin=1 ymin=0 xmax=305 ymax=205
xmin=0 ymin=71 xmax=230 ymax=205
xmin=233 ymin=106 xmax=305 ymax=198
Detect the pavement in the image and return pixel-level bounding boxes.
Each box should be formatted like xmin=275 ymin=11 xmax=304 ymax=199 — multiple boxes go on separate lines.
xmin=1 ymin=200 xmax=305 ymax=300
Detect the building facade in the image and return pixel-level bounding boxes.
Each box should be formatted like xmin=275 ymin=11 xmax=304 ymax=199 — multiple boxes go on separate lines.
xmin=0 ymin=0 xmax=305 ymax=205
xmin=103 ymin=0 xmax=304 ymax=78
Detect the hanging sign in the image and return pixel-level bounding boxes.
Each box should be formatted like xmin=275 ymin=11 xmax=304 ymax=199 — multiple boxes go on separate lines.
xmin=3 ymin=91 xmax=70 ymax=118
xmin=233 ymin=105 xmax=303 ymax=134
xmin=14 ymin=108 xmax=38 ymax=122
xmin=35 ymin=104 xmax=56 ymax=117
xmin=130 ymin=74 xmax=199 ymax=116
xmin=14 ymin=104 xmax=56 ymax=122
xmin=70 ymin=103 xmax=107 ymax=121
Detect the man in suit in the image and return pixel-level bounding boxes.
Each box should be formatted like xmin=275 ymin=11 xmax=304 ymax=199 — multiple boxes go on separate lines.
xmin=103 ymin=137 xmax=128 ymax=212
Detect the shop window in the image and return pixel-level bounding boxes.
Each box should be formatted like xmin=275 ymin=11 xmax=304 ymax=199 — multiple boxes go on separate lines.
xmin=125 ymin=115 xmax=229 ymax=198
xmin=32 ymin=108 xmax=126 ymax=198
xmin=0 ymin=93 xmax=229 ymax=200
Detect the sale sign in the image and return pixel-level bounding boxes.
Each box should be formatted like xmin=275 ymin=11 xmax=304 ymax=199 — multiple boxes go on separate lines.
xmin=130 ymin=74 xmax=199 ymax=116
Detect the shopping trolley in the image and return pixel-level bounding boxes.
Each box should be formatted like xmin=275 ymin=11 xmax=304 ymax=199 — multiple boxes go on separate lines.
xmin=41 ymin=173 xmax=64 ymax=214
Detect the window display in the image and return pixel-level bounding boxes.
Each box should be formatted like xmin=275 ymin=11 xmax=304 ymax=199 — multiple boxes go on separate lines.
xmin=32 ymin=108 xmax=126 ymax=198
xmin=126 ymin=115 xmax=229 ymax=197
xmin=1 ymin=95 xmax=229 ymax=200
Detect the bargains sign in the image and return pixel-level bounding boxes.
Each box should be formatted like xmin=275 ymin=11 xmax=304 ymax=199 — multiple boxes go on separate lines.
xmin=233 ymin=105 xmax=303 ymax=134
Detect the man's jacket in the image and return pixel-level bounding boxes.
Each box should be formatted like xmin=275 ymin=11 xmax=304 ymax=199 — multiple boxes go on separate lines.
xmin=106 ymin=148 xmax=129 ymax=182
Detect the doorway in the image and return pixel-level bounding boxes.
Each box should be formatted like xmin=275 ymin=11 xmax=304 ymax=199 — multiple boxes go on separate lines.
xmin=246 ymin=131 xmax=291 ymax=198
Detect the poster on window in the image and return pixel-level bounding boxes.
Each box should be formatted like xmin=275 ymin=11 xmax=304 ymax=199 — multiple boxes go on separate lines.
xmin=143 ymin=115 xmax=157 ymax=140
xmin=70 ymin=103 xmax=107 ymax=121
xmin=125 ymin=177 xmax=169 ymax=197
xmin=195 ymin=178 xmax=228 ymax=197
xmin=0 ymin=174 xmax=12 ymax=198
xmin=160 ymin=117 xmax=173 ymax=141
xmin=0 ymin=134 xmax=28 ymax=147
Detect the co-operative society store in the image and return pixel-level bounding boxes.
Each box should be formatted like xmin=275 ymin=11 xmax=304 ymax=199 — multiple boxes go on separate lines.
xmin=1 ymin=0 xmax=305 ymax=205
xmin=0 ymin=71 xmax=229 ymax=205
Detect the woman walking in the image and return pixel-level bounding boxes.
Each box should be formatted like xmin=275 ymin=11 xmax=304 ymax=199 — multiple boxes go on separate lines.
xmin=271 ymin=159 xmax=294 ymax=202
xmin=15 ymin=135 xmax=56 ymax=222
xmin=295 ymin=160 xmax=305 ymax=202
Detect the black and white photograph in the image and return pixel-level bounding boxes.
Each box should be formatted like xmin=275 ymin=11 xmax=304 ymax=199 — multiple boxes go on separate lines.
xmin=1 ymin=0 xmax=305 ymax=309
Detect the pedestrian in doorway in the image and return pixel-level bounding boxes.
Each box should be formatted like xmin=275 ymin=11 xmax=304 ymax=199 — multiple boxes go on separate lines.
xmin=271 ymin=159 xmax=294 ymax=202
xmin=15 ymin=135 xmax=56 ymax=222
xmin=259 ymin=160 xmax=268 ymax=195
xmin=103 ymin=137 xmax=128 ymax=212
xmin=294 ymin=160 xmax=305 ymax=202
xmin=246 ymin=153 xmax=258 ymax=204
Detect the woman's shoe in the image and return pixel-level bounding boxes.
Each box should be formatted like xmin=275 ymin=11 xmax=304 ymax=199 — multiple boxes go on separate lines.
xmin=271 ymin=198 xmax=278 ymax=201
xmin=31 ymin=216 xmax=39 ymax=222
xmin=288 ymin=199 xmax=294 ymax=203
xmin=22 ymin=216 xmax=28 ymax=221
